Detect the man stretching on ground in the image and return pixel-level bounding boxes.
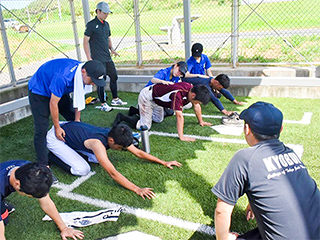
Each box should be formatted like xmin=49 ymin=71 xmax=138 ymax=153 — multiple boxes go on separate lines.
xmin=47 ymin=122 xmax=181 ymax=200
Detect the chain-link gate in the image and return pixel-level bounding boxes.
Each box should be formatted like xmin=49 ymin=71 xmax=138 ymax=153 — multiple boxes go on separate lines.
xmin=0 ymin=0 xmax=319 ymax=88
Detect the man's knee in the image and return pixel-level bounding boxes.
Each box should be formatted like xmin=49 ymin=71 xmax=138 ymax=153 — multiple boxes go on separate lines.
xmin=70 ymin=165 xmax=91 ymax=176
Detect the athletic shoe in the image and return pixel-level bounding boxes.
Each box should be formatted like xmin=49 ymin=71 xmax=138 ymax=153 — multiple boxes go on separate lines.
xmin=101 ymin=103 xmax=113 ymax=112
xmin=3 ymin=201 xmax=15 ymax=215
xmin=128 ymin=106 xmax=139 ymax=116
xmin=111 ymin=98 xmax=127 ymax=106
xmin=213 ymin=89 xmax=222 ymax=99
xmin=52 ymin=173 xmax=59 ymax=185
xmin=221 ymin=112 xmax=244 ymax=126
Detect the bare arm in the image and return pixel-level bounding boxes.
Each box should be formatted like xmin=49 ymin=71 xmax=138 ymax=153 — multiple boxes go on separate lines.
xmin=39 ymin=195 xmax=84 ymax=240
xmin=74 ymin=108 xmax=81 ymax=122
xmin=151 ymin=77 xmax=174 ymax=85
xmin=108 ymin=37 xmax=119 ymax=56
xmin=175 ymin=110 xmax=195 ymax=141
xmin=83 ymin=35 xmax=92 ymax=61
xmin=50 ymin=94 xmax=65 ymax=142
xmin=206 ymin=67 xmax=214 ymax=77
xmin=84 ymin=139 xmax=155 ymax=199
xmin=193 ymin=103 xmax=212 ymax=126
xmin=127 ymin=145 xmax=181 ymax=169
xmin=184 ymin=72 xmax=209 ymax=78
xmin=215 ymin=198 xmax=238 ymax=240
xmin=0 ymin=221 xmax=5 ymax=240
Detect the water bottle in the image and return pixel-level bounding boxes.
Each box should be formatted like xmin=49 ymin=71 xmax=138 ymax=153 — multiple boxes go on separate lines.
xmin=140 ymin=125 xmax=150 ymax=153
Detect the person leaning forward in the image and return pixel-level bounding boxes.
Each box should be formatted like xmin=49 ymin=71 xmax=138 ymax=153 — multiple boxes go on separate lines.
xmin=212 ymin=101 xmax=320 ymax=240
xmin=136 ymin=82 xmax=212 ymax=142
xmin=47 ymin=122 xmax=181 ymax=199
xmin=28 ymin=58 xmax=106 ymax=167
xmin=0 ymin=160 xmax=84 ymax=240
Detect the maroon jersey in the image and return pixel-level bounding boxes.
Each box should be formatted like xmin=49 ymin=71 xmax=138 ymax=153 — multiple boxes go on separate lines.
xmin=152 ymin=82 xmax=193 ymax=111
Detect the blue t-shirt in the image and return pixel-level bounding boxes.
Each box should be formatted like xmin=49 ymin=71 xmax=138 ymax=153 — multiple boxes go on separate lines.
xmin=0 ymin=160 xmax=30 ymax=221
xmin=187 ymin=54 xmax=212 ymax=75
xmin=28 ymin=58 xmax=80 ymax=98
xmin=212 ymin=139 xmax=320 ymax=239
xmin=145 ymin=66 xmax=180 ymax=87
xmin=61 ymin=122 xmax=110 ymax=153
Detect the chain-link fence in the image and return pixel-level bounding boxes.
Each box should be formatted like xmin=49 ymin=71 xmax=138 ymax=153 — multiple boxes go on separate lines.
xmin=0 ymin=0 xmax=319 ymax=88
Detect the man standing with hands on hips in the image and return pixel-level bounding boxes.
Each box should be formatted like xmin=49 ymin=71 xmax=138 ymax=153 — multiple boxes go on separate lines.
xmin=84 ymin=1 xmax=127 ymax=112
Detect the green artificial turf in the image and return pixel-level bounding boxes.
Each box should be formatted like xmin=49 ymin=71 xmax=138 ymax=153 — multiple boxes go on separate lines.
xmin=0 ymin=92 xmax=319 ymax=240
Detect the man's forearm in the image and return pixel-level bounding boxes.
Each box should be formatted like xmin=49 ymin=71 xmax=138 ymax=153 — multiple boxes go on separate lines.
xmin=49 ymin=100 xmax=60 ymax=128
xmin=74 ymin=108 xmax=81 ymax=122
xmin=193 ymin=103 xmax=204 ymax=124
xmin=39 ymin=195 xmax=67 ymax=232
xmin=175 ymin=111 xmax=185 ymax=139
xmin=0 ymin=221 xmax=5 ymax=240
xmin=83 ymin=37 xmax=92 ymax=60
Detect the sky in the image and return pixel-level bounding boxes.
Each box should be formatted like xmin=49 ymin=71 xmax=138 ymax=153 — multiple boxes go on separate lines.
xmin=0 ymin=0 xmax=35 ymax=10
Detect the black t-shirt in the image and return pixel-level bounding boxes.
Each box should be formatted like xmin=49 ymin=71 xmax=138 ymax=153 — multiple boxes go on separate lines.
xmin=61 ymin=122 xmax=110 ymax=153
xmin=84 ymin=16 xmax=112 ymax=62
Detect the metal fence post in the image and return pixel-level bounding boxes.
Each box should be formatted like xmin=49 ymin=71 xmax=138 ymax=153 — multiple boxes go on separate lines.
xmin=231 ymin=0 xmax=239 ymax=68
xmin=0 ymin=5 xmax=16 ymax=86
xmin=69 ymin=0 xmax=81 ymax=61
xmin=81 ymin=0 xmax=91 ymax=25
xmin=133 ymin=0 xmax=142 ymax=67
xmin=183 ymin=0 xmax=191 ymax=60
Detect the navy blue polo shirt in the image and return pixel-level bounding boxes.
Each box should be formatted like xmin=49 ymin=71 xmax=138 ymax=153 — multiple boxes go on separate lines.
xmin=61 ymin=122 xmax=110 ymax=153
xmin=28 ymin=58 xmax=80 ymax=98
xmin=187 ymin=54 xmax=212 ymax=75
xmin=84 ymin=16 xmax=112 ymax=63
xmin=145 ymin=66 xmax=180 ymax=87
xmin=0 ymin=160 xmax=30 ymax=221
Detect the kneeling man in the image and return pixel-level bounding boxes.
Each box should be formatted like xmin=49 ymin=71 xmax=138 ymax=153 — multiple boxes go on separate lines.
xmin=137 ymin=82 xmax=212 ymax=142
xmin=47 ymin=122 xmax=181 ymax=199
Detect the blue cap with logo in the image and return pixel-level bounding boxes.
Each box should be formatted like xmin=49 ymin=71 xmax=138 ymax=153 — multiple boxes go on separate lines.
xmin=239 ymin=101 xmax=283 ymax=136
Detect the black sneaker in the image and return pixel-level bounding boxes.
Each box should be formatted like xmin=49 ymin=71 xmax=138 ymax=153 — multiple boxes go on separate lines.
xmin=52 ymin=173 xmax=59 ymax=185
xmin=3 ymin=201 xmax=15 ymax=215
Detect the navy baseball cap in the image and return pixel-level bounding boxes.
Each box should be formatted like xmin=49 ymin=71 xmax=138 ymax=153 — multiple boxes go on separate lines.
xmin=96 ymin=2 xmax=112 ymax=14
xmin=191 ymin=43 xmax=203 ymax=57
xmin=82 ymin=60 xmax=106 ymax=87
xmin=239 ymin=101 xmax=283 ymax=136
xmin=177 ymin=61 xmax=187 ymax=77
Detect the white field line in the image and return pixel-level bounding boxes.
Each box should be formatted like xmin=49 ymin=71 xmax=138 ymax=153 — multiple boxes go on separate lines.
xmin=149 ymin=131 xmax=304 ymax=159
xmin=53 ymin=172 xmax=215 ymax=236
xmin=284 ymin=112 xmax=312 ymax=125
xmin=112 ymin=107 xmax=312 ymax=125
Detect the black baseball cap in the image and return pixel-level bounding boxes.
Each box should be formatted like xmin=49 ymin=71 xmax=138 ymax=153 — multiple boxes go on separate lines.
xmin=191 ymin=43 xmax=203 ymax=57
xmin=239 ymin=101 xmax=283 ymax=136
xmin=82 ymin=60 xmax=106 ymax=87
xmin=177 ymin=61 xmax=187 ymax=77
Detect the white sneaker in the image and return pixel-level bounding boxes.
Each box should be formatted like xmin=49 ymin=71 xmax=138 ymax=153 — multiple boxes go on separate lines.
xmin=101 ymin=103 xmax=113 ymax=112
xmin=111 ymin=98 xmax=127 ymax=106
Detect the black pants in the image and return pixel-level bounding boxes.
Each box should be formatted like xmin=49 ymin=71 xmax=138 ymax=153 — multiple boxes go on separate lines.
xmin=28 ymin=91 xmax=75 ymax=166
xmin=237 ymin=228 xmax=262 ymax=240
xmin=97 ymin=61 xmax=118 ymax=102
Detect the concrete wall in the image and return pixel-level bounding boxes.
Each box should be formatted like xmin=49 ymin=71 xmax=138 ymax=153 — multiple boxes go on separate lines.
xmin=1 ymin=75 xmax=320 ymax=127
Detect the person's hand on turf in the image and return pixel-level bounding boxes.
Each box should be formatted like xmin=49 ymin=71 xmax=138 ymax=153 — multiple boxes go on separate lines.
xmin=136 ymin=188 xmax=156 ymax=200
xmin=233 ymin=100 xmax=246 ymax=105
xmin=179 ymin=136 xmax=196 ymax=142
xmin=55 ymin=126 xmax=66 ymax=142
xmin=246 ymin=204 xmax=255 ymax=220
xmin=164 ymin=161 xmax=182 ymax=169
xmin=60 ymin=227 xmax=84 ymax=240
xmin=221 ymin=109 xmax=234 ymax=116
xmin=199 ymin=121 xmax=212 ymax=127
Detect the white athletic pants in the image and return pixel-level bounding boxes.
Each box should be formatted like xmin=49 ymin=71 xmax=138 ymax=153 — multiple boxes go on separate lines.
xmin=46 ymin=125 xmax=98 ymax=176
xmin=136 ymin=86 xmax=164 ymax=130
